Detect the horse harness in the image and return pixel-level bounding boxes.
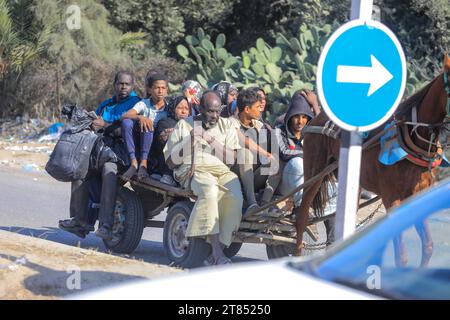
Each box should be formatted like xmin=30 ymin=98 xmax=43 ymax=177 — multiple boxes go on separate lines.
xmin=396 ymin=71 xmax=450 ymax=170
xmin=302 ymin=120 xmax=341 ymax=140
xmin=302 ymin=71 xmax=450 ymax=171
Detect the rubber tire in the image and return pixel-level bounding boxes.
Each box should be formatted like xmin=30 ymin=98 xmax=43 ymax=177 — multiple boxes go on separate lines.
xmin=163 ymin=201 xmax=211 ymax=268
xmin=103 ymin=187 xmax=145 ymax=254
xmin=223 ymin=242 xmax=243 ymax=258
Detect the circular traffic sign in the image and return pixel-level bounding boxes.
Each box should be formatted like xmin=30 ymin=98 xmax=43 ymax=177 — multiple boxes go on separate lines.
xmin=317 ymin=19 xmax=406 ymax=132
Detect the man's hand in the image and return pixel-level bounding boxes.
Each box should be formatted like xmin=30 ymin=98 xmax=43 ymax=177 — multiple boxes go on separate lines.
xmin=301 ymin=89 xmax=321 ymax=115
xmin=262 ymin=152 xmax=279 ymax=171
xmin=92 ymin=117 xmax=106 ymax=131
xmin=139 ymin=116 xmax=154 ymax=132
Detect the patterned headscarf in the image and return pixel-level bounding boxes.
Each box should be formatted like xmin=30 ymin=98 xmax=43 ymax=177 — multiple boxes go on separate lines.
xmin=211 ymin=81 xmax=238 ymax=106
xmin=167 ymin=95 xmax=189 ymax=120
xmin=182 ymin=80 xmax=203 ymax=106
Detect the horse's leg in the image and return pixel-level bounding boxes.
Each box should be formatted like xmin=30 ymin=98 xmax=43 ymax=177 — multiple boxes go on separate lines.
xmin=415 ymin=220 xmax=433 ymax=267
xmin=324 ymin=217 xmax=335 ymax=245
xmin=392 ymin=234 xmax=408 ymax=266
xmin=383 ymin=198 xmax=408 ymax=266
xmin=295 ymin=180 xmax=323 ymax=255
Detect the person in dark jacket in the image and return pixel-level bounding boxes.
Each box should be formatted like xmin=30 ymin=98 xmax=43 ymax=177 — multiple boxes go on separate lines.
xmin=273 ymin=89 xmax=321 ymax=127
xmin=273 ymin=90 xmax=337 ymax=216
xmin=149 ymin=95 xmax=191 ymax=185
xmin=272 ymin=92 xmax=314 ymax=208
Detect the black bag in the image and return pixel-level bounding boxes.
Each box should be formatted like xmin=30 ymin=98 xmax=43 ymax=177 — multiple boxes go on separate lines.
xmin=45 ymin=129 xmax=99 ymax=182
xmin=89 ymin=135 xmax=126 ymax=172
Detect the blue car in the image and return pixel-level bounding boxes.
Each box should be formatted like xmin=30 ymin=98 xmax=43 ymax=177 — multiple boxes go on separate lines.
xmin=74 ymin=178 xmax=450 ymax=300
xmin=296 ymin=177 xmax=450 ymax=299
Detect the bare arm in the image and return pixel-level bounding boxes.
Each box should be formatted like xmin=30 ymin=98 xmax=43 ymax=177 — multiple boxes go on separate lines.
xmin=121 ymin=109 xmax=154 ymax=132
xmin=236 ymin=129 xmax=272 ymax=159
xmin=92 ymin=116 xmax=107 ymax=131
xmin=120 ymin=108 xmax=139 ymax=120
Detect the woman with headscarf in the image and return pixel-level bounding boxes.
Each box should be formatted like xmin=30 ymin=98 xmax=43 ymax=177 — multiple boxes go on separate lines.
xmin=212 ymin=81 xmax=238 ymax=118
xmin=149 ymin=95 xmax=191 ymax=185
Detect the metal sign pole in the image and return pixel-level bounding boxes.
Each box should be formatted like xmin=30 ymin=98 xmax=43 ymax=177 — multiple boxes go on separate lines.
xmin=335 ymin=0 xmax=373 ymax=240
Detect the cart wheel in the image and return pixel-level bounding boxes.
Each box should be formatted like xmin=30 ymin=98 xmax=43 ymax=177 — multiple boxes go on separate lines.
xmin=266 ymin=222 xmax=327 ymax=259
xmin=103 ymin=187 xmax=145 ymax=254
xmin=163 ymin=201 xmax=211 ymax=268
xmin=223 ymin=242 xmax=242 ymax=258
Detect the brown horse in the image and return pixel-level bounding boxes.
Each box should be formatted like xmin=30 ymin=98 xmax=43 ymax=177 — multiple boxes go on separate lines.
xmin=295 ymin=54 xmax=450 ymax=266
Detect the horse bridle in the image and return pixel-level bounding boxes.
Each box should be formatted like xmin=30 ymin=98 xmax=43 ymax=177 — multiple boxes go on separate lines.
xmin=442 ymin=70 xmax=450 ymax=124
xmin=399 ymin=71 xmax=450 ymax=150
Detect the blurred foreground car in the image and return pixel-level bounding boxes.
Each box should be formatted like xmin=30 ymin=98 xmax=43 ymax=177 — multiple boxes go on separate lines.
xmin=73 ymin=178 xmax=450 ymax=300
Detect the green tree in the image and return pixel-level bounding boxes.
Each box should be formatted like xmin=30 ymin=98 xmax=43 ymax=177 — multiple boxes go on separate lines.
xmin=376 ymin=0 xmax=450 ymax=79
xmin=102 ymin=0 xmax=185 ymax=55
xmin=102 ymin=0 xmax=239 ymax=56
xmin=1 ymin=0 xmax=147 ymax=118
xmin=0 ymin=0 xmax=51 ymax=78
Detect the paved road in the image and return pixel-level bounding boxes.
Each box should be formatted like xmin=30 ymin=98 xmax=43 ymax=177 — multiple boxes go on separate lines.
xmin=0 ymin=166 xmax=267 ymax=266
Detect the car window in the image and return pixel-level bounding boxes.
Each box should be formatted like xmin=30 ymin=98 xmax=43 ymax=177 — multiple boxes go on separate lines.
xmin=381 ymin=209 xmax=450 ymax=269
xmin=311 ymin=208 xmax=450 ymax=299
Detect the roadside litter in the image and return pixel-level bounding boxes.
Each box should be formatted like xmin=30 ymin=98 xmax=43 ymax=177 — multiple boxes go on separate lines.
xmin=22 ymin=163 xmax=41 ymax=172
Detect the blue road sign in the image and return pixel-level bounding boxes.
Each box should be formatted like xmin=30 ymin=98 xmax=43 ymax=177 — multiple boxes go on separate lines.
xmin=317 ymin=20 xmax=406 ymax=132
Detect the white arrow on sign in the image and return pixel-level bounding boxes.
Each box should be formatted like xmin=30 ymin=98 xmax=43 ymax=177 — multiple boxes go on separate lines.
xmin=336 ymin=55 xmax=393 ymax=96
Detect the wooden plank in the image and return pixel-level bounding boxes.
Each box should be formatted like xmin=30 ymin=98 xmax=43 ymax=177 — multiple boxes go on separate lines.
xmin=234 ymin=232 xmax=296 ymax=244
xmin=125 ymin=176 xmax=194 ymax=198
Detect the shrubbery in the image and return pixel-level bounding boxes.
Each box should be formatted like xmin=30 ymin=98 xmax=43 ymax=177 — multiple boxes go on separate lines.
xmin=0 ymin=0 xmax=448 ymax=120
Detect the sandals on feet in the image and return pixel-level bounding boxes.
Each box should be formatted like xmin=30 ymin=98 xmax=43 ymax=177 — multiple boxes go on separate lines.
xmin=203 ymin=255 xmax=232 ymax=266
xmin=122 ymin=165 xmax=138 ymax=181
xmin=137 ymin=166 xmax=150 ymax=181
xmin=58 ymin=219 xmax=89 ymax=239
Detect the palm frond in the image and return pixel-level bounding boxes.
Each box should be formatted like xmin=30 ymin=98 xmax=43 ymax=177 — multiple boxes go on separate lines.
xmin=118 ymin=32 xmax=148 ymax=48
xmin=10 ymin=0 xmax=34 ymax=42
xmin=0 ymin=0 xmax=17 ymax=50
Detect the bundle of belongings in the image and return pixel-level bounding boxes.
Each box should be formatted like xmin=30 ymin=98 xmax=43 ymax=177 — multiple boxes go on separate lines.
xmin=45 ymin=104 xmax=124 ymax=182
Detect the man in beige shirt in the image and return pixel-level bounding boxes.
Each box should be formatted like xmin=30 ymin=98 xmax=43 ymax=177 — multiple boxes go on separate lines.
xmin=164 ymin=91 xmax=243 ymax=265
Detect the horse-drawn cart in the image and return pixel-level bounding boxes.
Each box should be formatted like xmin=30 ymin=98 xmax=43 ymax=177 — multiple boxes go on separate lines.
xmin=100 ymin=172 xmax=380 ymax=268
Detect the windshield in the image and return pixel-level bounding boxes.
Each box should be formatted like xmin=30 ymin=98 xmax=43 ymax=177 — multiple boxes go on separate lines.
xmin=295 ymin=181 xmax=450 ymax=299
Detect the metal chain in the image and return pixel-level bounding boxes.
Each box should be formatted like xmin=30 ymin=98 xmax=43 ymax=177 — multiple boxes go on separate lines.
xmin=303 ymin=202 xmax=384 ymax=251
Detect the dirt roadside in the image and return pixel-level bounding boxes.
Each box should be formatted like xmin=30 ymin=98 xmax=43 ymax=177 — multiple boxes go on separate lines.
xmin=0 ymin=230 xmax=183 ymax=300
xmin=0 ymin=141 xmax=184 ymax=300
xmin=0 ymin=139 xmax=53 ymax=172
